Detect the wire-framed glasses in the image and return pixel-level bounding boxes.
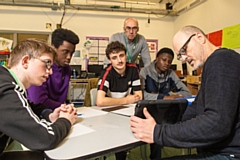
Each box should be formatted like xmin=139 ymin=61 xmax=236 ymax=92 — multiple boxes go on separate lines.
xmin=177 ymin=34 xmax=196 ymax=60
xmin=125 ymin=26 xmax=138 ymax=32
xmin=35 ymin=58 xmax=53 ymax=71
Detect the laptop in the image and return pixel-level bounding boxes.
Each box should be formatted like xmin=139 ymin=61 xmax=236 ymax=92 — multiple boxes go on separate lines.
xmin=134 ymin=99 xmax=188 ymax=124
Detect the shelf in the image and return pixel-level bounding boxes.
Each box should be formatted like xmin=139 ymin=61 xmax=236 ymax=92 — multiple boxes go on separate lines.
xmin=0 ymin=51 xmax=10 ymax=55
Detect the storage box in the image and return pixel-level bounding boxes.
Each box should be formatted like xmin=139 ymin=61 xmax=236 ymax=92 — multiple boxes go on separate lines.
xmin=174 ymin=70 xmax=182 ymax=78
xmin=186 ymin=75 xmax=201 ymax=84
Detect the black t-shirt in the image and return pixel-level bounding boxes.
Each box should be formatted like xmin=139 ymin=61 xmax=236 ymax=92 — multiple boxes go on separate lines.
xmin=98 ymin=63 xmax=141 ymax=98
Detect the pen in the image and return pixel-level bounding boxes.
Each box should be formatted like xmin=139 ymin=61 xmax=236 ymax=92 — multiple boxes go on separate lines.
xmin=77 ymin=113 xmax=82 ymax=116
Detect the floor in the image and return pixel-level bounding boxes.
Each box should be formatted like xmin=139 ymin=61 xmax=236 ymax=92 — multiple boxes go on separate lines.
xmin=89 ymin=144 xmax=196 ymax=160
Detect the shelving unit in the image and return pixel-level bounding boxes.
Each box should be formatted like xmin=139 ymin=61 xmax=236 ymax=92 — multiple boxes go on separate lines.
xmin=0 ymin=51 xmax=10 ymax=66
xmin=86 ymin=36 xmax=109 ymax=65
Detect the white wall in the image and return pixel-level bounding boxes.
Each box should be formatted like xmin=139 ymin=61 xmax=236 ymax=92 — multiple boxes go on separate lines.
xmin=1 ymin=0 xmax=240 ymax=73
xmin=0 ymin=6 xmax=174 ymax=60
xmin=173 ymin=0 xmax=240 ymax=74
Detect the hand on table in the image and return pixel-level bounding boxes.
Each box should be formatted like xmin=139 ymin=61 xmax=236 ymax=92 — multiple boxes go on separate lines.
xmin=50 ymin=104 xmax=77 ymax=125
xmin=126 ymin=94 xmax=141 ymax=104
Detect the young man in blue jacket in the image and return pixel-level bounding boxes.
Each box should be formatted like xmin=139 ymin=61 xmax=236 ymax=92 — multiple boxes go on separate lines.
xmin=140 ymin=47 xmax=191 ymax=100
xmin=140 ymin=47 xmax=191 ymax=160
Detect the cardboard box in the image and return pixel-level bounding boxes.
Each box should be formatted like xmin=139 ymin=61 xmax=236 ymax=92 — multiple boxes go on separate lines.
xmin=174 ymin=70 xmax=182 ymax=78
xmin=187 ymin=75 xmax=201 ymax=84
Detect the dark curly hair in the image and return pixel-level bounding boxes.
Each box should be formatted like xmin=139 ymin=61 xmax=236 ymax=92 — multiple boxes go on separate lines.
xmin=156 ymin=47 xmax=174 ymax=59
xmin=105 ymin=41 xmax=126 ymax=59
xmin=51 ymin=28 xmax=79 ymax=48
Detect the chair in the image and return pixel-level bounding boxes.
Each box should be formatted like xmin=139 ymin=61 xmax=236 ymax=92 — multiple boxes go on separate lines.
xmin=90 ymin=88 xmax=98 ymax=106
xmin=83 ymin=78 xmax=99 ymax=106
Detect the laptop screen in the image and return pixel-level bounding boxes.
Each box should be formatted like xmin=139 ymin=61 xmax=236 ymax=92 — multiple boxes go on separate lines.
xmin=134 ymin=99 xmax=188 ymax=124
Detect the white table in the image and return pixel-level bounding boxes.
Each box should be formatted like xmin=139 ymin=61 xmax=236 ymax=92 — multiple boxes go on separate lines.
xmin=45 ymin=108 xmax=143 ymax=160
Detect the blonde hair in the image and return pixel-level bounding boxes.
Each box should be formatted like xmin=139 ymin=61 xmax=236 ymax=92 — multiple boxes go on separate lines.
xmin=8 ymin=39 xmax=56 ymax=67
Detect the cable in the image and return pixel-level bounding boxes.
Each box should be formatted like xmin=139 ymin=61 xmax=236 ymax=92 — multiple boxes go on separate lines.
xmin=59 ymin=5 xmax=66 ymax=28
xmin=148 ymin=14 xmax=150 ymax=23
xmin=153 ymin=11 xmax=170 ymax=19
xmin=63 ymin=9 xmax=79 ymax=25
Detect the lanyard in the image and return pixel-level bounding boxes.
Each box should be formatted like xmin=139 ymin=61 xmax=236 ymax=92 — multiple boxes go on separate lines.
xmin=124 ymin=35 xmax=136 ymax=63
xmin=6 ymin=66 xmax=27 ymax=95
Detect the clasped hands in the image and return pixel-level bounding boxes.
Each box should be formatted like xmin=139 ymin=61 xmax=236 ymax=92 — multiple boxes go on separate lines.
xmin=49 ymin=104 xmax=77 ymax=125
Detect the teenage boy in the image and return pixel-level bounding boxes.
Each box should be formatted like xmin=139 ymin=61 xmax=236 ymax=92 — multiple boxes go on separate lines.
xmin=0 ymin=39 xmax=77 ymax=159
xmin=96 ymin=41 xmax=142 ymax=107
xmin=96 ymin=41 xmax=142 ymax=160
xmin=140 ymin=47 xmax=191 ymax=100
xmin=140 ymin=47 xmax=191 ymax=160
xmin=27 ymin=28 xmax=79 ymax=110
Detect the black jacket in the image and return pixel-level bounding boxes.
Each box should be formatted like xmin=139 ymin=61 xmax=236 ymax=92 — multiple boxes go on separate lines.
xmin=0 ymin=66 xmax=71 ymax=155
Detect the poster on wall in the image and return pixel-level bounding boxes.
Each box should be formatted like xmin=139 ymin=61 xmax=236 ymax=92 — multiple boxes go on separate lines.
xmin=207 ymin=30 xmax=222 ymax=47
xmin=222 ymin=24 xmax=240 ymax=49
xmin=207 ymin=23 xmax=240 ymax=50
xmin=146 ymin=39 xmax=158 ymax=61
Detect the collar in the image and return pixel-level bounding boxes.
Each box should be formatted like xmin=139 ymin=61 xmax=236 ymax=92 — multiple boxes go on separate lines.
xmin=6 ymin=66 xmax=27 ymax=95
xmin=112 ymin=65 xmax=128 ymax=78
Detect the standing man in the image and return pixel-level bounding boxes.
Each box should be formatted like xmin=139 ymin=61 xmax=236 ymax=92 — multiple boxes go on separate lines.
xmin=0 ymin=39 xmax=77 ymax=159
xmin=130 ymin=25 xmax=240 ymax=159
xmin=140 ymin=47 xmax=191 ymax=101
xmin=96 ymin=41 xmax=142 ymax=160
xmin=104 ymin=17 xmax=151 ymax=68
xmin=27 ymin=28 xmax=79 ymax=110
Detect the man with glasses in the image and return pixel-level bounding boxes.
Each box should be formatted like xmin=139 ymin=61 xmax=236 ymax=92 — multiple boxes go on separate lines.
xmin=104 ymin=17 xmax=151 ymax=68
xmin=27 ymin=28 xmax=79 ymax=110
xmin=0 ymin=39 xmax=77 ymax=159
xmin=130 ymin=25 xmax=240 ymax=159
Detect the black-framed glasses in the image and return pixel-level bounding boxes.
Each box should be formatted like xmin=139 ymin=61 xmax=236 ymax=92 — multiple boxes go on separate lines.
xmin=35 ymin=58 xmax=53 ymax=71
xmin=177 ymin=34 xmax=196 ymax=60
xmin=125 ymin=26 xmax=138 ymax=32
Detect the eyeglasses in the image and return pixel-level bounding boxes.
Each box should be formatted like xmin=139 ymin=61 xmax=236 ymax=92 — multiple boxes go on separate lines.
xmin=125 ymin=26 xmax=138 ymax=32
xmin=177 ymin=34 xmax=196 ymax=60
xmin=35 ymin=58 xmax=53 ymax=71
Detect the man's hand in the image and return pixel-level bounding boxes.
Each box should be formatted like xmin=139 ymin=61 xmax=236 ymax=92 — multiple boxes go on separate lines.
xmin=126 ymin=94 xmax=141 ymax=104
xmin=163 ymin=94 xmax=183 ymax=100
xmin=130 ymin=108 xmax=156 ymax=143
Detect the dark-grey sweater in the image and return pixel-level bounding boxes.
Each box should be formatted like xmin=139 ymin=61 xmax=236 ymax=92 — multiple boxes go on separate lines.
xmin=154 ymin=48 xmax=240 ymax=158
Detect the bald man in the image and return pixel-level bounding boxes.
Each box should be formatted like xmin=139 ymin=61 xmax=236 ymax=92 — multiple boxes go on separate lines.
xmin=130 ymin=25 xmax=240 ymax=159
xmin=104 ymin=17 xmax=151 ymax=68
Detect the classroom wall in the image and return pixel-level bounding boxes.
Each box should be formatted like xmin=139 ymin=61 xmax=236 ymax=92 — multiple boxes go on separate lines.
xmin=173 ymin=0 xmax=240 ymax=74
xmin=1 ymin=0 xmax=240 ymax=74
xmin=0 ymin=6 xmax=174 ymax=61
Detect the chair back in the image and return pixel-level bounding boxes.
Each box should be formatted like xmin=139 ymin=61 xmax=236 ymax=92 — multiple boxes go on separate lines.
xmin=90 ymin=88 xmax=98 ymax=106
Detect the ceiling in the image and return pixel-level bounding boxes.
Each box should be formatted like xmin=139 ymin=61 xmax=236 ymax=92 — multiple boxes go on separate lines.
xmin=0 ymin=0 xmax=207 ymax=16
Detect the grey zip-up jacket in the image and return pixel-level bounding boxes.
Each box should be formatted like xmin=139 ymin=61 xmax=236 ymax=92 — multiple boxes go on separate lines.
xmin=140 ymin=61 xmax=191 ymax=100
